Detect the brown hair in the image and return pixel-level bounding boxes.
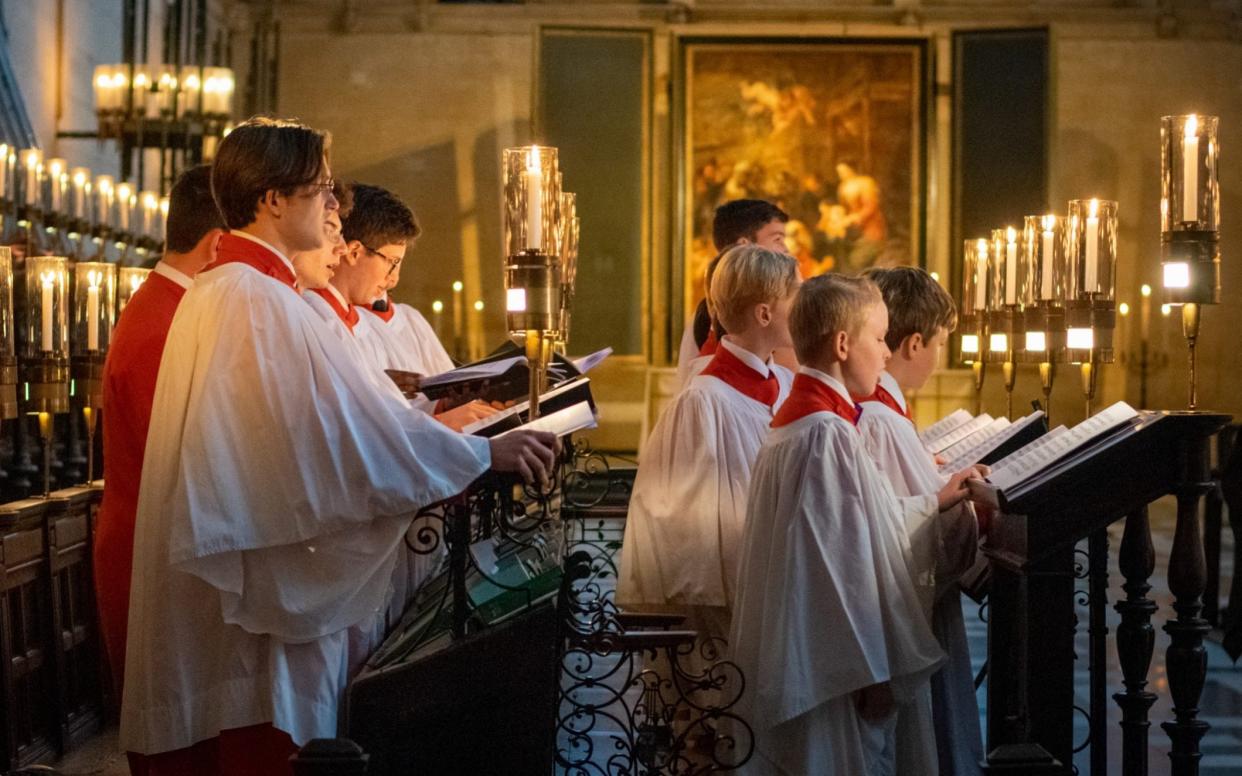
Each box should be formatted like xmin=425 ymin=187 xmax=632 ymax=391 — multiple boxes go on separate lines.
xmin=164 ymin=164 xmax=223 ymax=254
xmin=341 ymin=183 xmax=420 ymax=248
xmin=790 ymin=274 xmax=883 ymax=364
xmin=211 ymin=116 xmax=331 ymax=230
xmin=862 ymin=266 xmax=957 ymax=351
xmin=712 ymin=199 xmax=789 ymax=252
xmin=709 ymin=244 xmax=799 ymax=334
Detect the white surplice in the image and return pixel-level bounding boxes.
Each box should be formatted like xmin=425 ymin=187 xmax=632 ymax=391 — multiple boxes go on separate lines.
xmin=358 ymin=301 xmax=454 ymax=415
xmin=675 ymin=320 xmax=700 ymax=386
xmin=121 ymin=261 xmax=491 ymax=755
xmin=730 ymin=370 xmax=944 ymax=775
xmin=858 ymin=371 xmax=983 ymax=775
xmin=618 ymin=339 xmax=791 ymax=620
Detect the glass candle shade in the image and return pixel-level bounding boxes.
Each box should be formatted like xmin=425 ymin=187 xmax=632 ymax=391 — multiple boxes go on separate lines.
xmin=19 ymin=148 xmax=42 ymax=208
xmin=178 ymin=66 xmax=203 ymax=117
xmin=117 ymin=267 xmax=151 ymax=315
xmin=24 ymin=256 xmax=69 ymax=359
xmin=69 ymin=168 xmax=91 ymax=221
xmin=153 ymin=66 xmax=178 ymax=117
xmin=1161 ymin=114 xmax=1219 ymax=233
xmin=94 ymin=175 xmax=115 ymax=230
xmin=131 ymin=65 xmax=158 ymax=119
xmin=1023 ymin=214 xmax=1066 ymax=305
xmin=1066 ymin=198 xmax=1117 ymax=301
xmin=558 ymin=193 xmax=579 ymax=288
xmin=958 ymin=238 xmax=990 ymax=364
xmin=202 ymin=67 xmax=235 ymax=116
xmin=72 ymin=262 xmax=115 ymax=356
xmin=115 ymin=182 xmax=136 ymax=233
xmin=989 ymin=226 xmax=1023 ymax=309
xmin=503 ymin=145 xmax=561 ymax=257
xmin=140 ymin=191 xmax=159 ymax=239
xmin=0 ymin=247 xmax=15 ymax=361
xmin=44 ymin=159 xmax=66 ymax=214
xmin=93 ymin=65 xmax=123 ymax=113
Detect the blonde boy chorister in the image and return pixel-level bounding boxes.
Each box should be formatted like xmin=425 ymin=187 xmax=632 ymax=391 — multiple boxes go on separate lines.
xmin=730 ymin=274 xmax=984 ymax=775
xmin=858 ymin=266 xmax=985 ymax=775
xmin=619 ymin=244 xmax=799 ymax=656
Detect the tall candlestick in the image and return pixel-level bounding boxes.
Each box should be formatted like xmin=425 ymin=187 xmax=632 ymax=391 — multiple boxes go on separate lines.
xmin=47 ymin=159 xmax=66 ymax=212
xmin=40 ymin=272 xmax=54 ymax=353
xmin=523 ymin=148 xmax=543 ymax=251
xmin=86 ymin=270 xmax=101 ymax=351
xmin=21 ymin=149 xmax=41 ymax=207
xmin=452 ymin=280 xmax=464 ymax=348
xmin=71 ymin=168 xmax=89 ymax=218
xmin=1084 ymin=199 xmax=1099 ymax=293
xmin=141 ymin=191 xmax=157 ymax=235
xmin=974 ymin=239 xmax=987 ymax=309
xmin=1005 ymin=226 xmax=1018 ymax=305
xmin=1183 ymin=115 xmax=1198 ymax=224
xmin=1041 ymin=215 xmax=1055 ymax=300
xmin=95 ymin=176 xmax=114 ymax=228
xmin=1140 ymin=283 xmax=1151 ymax=342
xmin=117 ymin=183 xmax=132 ymax=231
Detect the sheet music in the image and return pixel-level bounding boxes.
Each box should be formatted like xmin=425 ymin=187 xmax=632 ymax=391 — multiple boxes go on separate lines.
xmin=988 ymin=402 xmax=1138 ymax=492
xmin=460 ymin=376 xmax=591 ymax=436
xmin=920 ymin=409 xmax=975 ymax=447
xmin=939 ymin=410 xmax=1046 ymax=473
xmin=938 ymin=417 xmax=1011 ymax=463
xmin=494 ymin=400 xmax=597 ymax=438
xmin=926 ymin=414 xmax=994 ymax=454
xmin=571 ymin=347 xmax=612 ymax=375
xmin=418 ymin=355 xmax=527 ymax=389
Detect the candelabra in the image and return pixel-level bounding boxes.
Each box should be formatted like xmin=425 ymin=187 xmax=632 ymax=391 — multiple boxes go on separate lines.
xmin=958 ymin=238 xmax=989 ymax=414
xmin=1019 ymin=214 xmax=1068 ymax=424
xmin=22 ymin=256 xmax=70 ymax=496
xmin=1160 ymin=114 xmax=1220 ymax=410
xmin=1065 ymin=198 xmax=1118 ymax=418
xmin=986 ymin=226 xmax=1024 ymax=420
xmin=556 ymin=192 xmax=580 ymax=353
xmin=71 ymin=263 xmax=115 ymax=483
xmin=503 ymin=145 xmax=564 ymax=418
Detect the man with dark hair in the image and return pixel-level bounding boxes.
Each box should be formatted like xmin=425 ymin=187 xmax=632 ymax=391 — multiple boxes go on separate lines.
xmin=121 ymin=117 xmax=557 ymax=775
xmin=678 ymin=199 xmax=792 ymax=383
xmin=96 ymin=165 xmax=223 ymax=739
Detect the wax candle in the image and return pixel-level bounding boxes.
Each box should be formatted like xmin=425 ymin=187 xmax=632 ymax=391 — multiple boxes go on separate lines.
xmin=432 ymin=299 xmax=444 ymax=339
xmin=86 ymin=270 xmax=101 ymax=351
xmin=1005 ymin=226 xmax=1017 ymax=305
xmin=141 ymin=191 xmax=158 ymax=235
xmin=21 ymin=149 xmax=41 ymax=206
xmin=1041 ymin=215 xmax=1055 ymax=300
xmin=524 ymin=148 xmax=543 ymax=251
xmin=452 ymin=280 xmax=464 ymax=342
xmin=0 ymin=144 xmax=9 ymax=200
xmin=71 ymin=168 xmax=89 ymax=218
xmin=117 ymin=183 xmax=132 ymax=231
xmin=1140 ymin=283 xmax=1151 ymax=342
xmin=95 ymin=176 xmax=114 ymax=227
xmin=41 ymin=271 xmax=54 ymax=352
xmin=1084 ymin=199 xmax=1099 ymax=293
xmin=1183 ymin=115 xmax=1198 ymax=224
xmin=974 ymin=239 xmax=987 ymax=309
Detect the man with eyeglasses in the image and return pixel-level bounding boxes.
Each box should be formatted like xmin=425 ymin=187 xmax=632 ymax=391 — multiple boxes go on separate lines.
xmin=120 ymin=117 xmax=559 ymax=776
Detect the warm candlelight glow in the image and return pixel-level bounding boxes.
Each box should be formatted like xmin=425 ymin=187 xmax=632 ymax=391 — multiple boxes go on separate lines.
xmin=431 ymin=300 xmax=444 ymax=313
xmin=989 ymin=333 xmax=1008 ymax=353
xmin=1141 ymin=284 xmax=1152 ymax=297
xmin=960 ymin=334 xmax=979 ymax=354
xmin=473 ymin=300 xmax=484 ymax=312
xmin=1163 ymin=262 xmax=1190 ymax=289
xmin=1161 ymin=304 xmax=1172 ymax=316
xmin=1067 ymin=327 xmax=1094 ymax=350
xmin=1025 ymin=331 xmax=1047 ymax=352
xmin=452 ymin=280 xmax=464 ymax=293
xmin=1118 ymin=302 xmax=1130 ymax=316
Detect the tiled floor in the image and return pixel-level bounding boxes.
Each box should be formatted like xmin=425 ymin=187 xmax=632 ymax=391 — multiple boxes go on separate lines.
xmin=51 ymin=495 xmax=1242 ymax=775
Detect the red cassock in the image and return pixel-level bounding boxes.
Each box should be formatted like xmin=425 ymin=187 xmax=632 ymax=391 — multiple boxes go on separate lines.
xmin=96 ymin=269 xmax=187 ymax=696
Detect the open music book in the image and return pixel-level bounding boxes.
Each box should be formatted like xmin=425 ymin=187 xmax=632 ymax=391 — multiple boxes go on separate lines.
xmin=919 ymin=408 xmax=974 ymax=447
xmin=415 ymin=344 xmax=611 ymax=403
xmin=461 ymin=376 xmax=596 ymax=438
xmin=924 ymin=413 xmax=996 ymax=455
xmin=938 ymin=410 xmax=1047 ymax=473
xmin=983 ymin=401 xmax=1140 ymax=493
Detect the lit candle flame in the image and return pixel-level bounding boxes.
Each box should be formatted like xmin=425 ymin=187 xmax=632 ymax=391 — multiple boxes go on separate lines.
xmin=528 ymin=146 xmax=541 ymax=171
xmin=976 ymin=238 xmax=988 ymax=258
xmin=1006 ymin=226 xmax=1017 ymax=244
xmin=1141 ymin=284 xmax=1152 ymax=297
xmin=1185 ymin=114 xmax=1198 ymax=140
xmin=129 ymin=275 xmax=144 ymax=294
xmin=473 ymin=300 xmax=484 ymax=312
xmin=1088 ymin=198 xmax=1099 ymax=218
xmin=432 ymin=300 xmax=444 ymax=313
xmin=40 ymin=270 xmax=55 ymax=288
xmin=1042 ymin=214 xmax=1055 ymax=232
xmin=87 ymin=269 xmax=102 ymax=290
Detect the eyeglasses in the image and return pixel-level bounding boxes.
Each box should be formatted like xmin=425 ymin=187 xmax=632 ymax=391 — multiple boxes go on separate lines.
xmin=361 ymin=243 xmax=403 ymax=277
xmin=302 ymin=178 xmax=335 ymax=197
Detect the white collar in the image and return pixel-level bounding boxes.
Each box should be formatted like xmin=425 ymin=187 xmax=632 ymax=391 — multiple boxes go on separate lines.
xmin=719 ymin=336 xmax=773 ymax=377
xmin=231 ymin=230 xmax=297 ymax=278
xmin=324 ymin=282 xmax=351 ymax=310
xmin=798 ymin=365 xmax=854 ymax=405
xmin=153 ymin=260 xmax=193 ymax=291
xmin=878 ymin=371 xmax=907 ymax=412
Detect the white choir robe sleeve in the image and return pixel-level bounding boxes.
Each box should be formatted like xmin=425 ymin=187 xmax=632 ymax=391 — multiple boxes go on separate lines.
xmin=617 ymin=373 xmax=787 ymax=610
xmin=675 ymin=321 xmax=700 ymax=386
xmin=729 ymin=414 xmax=944 ymax=774
xmin=858 ymin=402 xmax=979 ymax=607
xmin=149 ymin=266 xmax=491 ymax=642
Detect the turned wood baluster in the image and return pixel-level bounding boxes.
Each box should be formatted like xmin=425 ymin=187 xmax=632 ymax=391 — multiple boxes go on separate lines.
xmin=1218 ymin=427 xmax=1242 ymax=661
xmin=1088 ymin=530 xmax=1109 ymax=776
xmin=1113 ymin=507 xmax=1157 ymax=776
xmin=1162 ymin=434 xmax=1215 ymax=776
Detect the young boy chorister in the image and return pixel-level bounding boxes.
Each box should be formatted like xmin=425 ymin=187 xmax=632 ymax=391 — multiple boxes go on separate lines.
xmin=730 ymin=274 xmax=982 ymax=775
xmin=619 ymin=244 xmax=799 ymax=655
xmin=858 ymin=266 xmax=984 ymax=775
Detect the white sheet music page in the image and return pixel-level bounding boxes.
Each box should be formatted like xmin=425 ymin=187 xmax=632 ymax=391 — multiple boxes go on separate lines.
xmin=920 ymin=408 xmax=974 ymax=446
xmin=988 ymin=402 xmax=1139 ymax=492
xmin=939 ymin=410 xmax=1046 ymax=473
xmin=927 ymin=413 xmax=994 ymax=454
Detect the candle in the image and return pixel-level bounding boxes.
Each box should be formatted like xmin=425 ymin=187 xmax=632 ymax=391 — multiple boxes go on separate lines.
xmin=1183 ymin=115 xmax=1198 ymax=224
xmin=141 ymin=191 xmax=158 ymax=235
xmin=71 ymin=168 xmax=89 ymax=218
xmin=117 ymin=183 xmax=132 ymax=230
xmin=179 ymin=70 xmax=201 ymax=116
xmin=95 ymin=176 xmax=114 ymax=227
xmin=47 ymin=159 xmax=65 ymax=212
xmin=1041 ymin=215 xmax=1055 ymax=300
xmin=1005 ymin=226 xmax=1017 ymax=305
xmin=1140 ymin=283 xmax=1151 ymax=342
xmin=523 ymin=147 xmax=543 ymax=251
xmin=0 ymin=144 xmax=8 ymax=200
xmin=432 ymin=299 xmax=444 ymax=339
xmin=86 ymin=270 xmax=101 ymax=351
xmin=1084 ymin=199 xmax=1099 ymax=293
xmin=974 ymin=239 xmax=987 ymax=309
xmin=452 ymin=280 xmax=464 ymax=341
xmin=158 ymin=196 xmax=170 ymax=242
xmin=21 ymin=148 xmax=41 ymax=206
xmin=40 ymin=271 xmax=54 ymax=353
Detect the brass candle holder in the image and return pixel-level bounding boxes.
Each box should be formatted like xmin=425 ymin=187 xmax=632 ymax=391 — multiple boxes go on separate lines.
xmin=71 ymin=262 xmax=115 ymax=483
xmin=1019 ymin=214 xmax=1069 ymax=423
xmin=986 ymin=226 xmax=1024 ymax=420
xmin=1066 ymin=198 xmax=1118 ymax=419
xmin=22 ymin=256 xmax=70 ymax=496
xmin=959 ymin=237 xmax=990 ymax=415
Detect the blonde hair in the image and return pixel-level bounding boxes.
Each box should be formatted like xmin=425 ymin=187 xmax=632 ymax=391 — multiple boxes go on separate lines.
xmin=709 ymin=244 xmax=799 ymax=334
xmin=790 ymin=274 xmax=883 ymax=364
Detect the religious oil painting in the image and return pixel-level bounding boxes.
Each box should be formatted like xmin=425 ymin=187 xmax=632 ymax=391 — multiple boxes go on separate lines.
xmin=683 ymin=39 xmax=925 ymax=308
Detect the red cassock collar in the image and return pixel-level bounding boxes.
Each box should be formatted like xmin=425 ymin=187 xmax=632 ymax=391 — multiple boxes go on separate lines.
xmin=865 ymin=382 xmax=913 ymax=423
xmin=365 ymin=303 xmax=396 ymax=323
xmin=202 ymin=233 xmax=298 ymax=292
xmin=771 ymin=373 xmax=863 ymax=428
xmin=698 ymin=344 xmax=780 ymax=407
xmin=308 ymin=287 xmax=360 ymax=333
xmin=697 ymin=328 xmax=719 ymax=357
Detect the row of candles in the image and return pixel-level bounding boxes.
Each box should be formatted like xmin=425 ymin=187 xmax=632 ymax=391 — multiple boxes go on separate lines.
xmin=93 ymin=64 xmax=235 ymax=120
xmin=957 ymin=113 xmax=1221 ymax=414
xmin=0 ymin=145 xmax=168 ymax=245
